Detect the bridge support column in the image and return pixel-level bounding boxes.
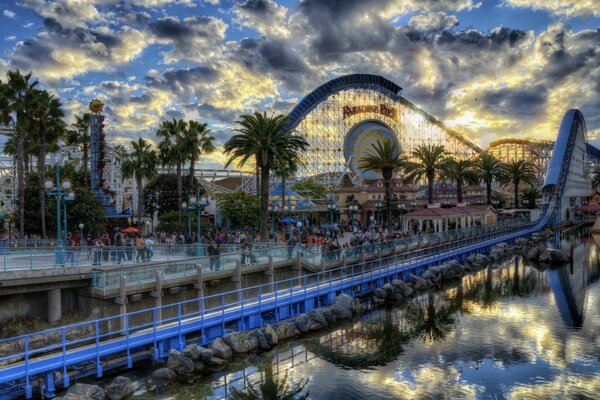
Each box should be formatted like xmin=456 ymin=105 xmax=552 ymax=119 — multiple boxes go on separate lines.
xmin=264 ymin=255 xmax=274 ymax=292
xmin=151 ymin=272 xmax=163 ymax=323
xmin=294 ymin=252 xmax=303 ymax=286
xmin=232 ymin=260 xmax=242 ymax=302
xmin=194 ymin=265 xmax=205 ymax=298
xmin=114 ymin=277 xmax=128 ymax=334
xmin=48 ymin=288 xmax=62 ymax=324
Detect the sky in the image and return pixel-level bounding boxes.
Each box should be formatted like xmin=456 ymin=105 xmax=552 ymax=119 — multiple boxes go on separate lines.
xmin=0 ymin=0 xmax=598 ymax=169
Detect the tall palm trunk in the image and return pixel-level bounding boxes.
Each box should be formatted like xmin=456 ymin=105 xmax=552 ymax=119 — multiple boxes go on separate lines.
xmin=16 ymin=123 xmax=25 ymax=238
xmin=188 ymin=155 xmax=195 ymax=191
xmin=486 ymin=179 xmax=492 ymax=205
xmin=136 ymin=175 xmax=143 ymax=228
xmin=514 ymin=181 xmax=519 ymax=208
xmin=281 ymin=176 xmax=286 ymax=208
xmin=457 ymin=181 xmax=463 ymax=204
xmin=38 ymin=125 xmax=47 ymax=238
xmin=176 ymin=161 xmax=182 ymax=221
xmin=383 ymin=170 xmax=392 ymax=228
xmin=427 ymin=170 xmax=434 ymax=205
xmin=259 ymin=164 xmax=270 ymax=241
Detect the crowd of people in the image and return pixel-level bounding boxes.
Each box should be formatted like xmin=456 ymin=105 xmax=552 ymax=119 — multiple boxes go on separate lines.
xmin=52 ymin=220 xmax=423 ymax=268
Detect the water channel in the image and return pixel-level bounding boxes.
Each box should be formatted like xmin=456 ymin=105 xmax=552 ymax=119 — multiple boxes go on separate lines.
xmin=134 ymin=231 xmax=600 ymax=399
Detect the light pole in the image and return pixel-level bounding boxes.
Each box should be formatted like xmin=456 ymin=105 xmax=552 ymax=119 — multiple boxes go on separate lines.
xmin=78 ymin=223 xmax=84 ymax=243
xmin=44 ymin=171 xmax=72 ymax=244
xmin=184 ymin=190 xmax=208 ymax=255
xmin=63 ymin=191 xmax=75 ymax=237
xmin=296 ymin=221 xmax=303 ymax=244
xmin=349 ymin=203 xmax=359 ymax=233
xmin=286 ymin=205 xmax=296 ymax=241
xmin=327 ymin=198 xmax=337 ymax=226
xmin=375 ymin=201 xmax=382 ymax=227
xmin=397 ymin=203 xmax=405 ymax=231
xmin=268 ymin=203 xmax=279 ymax=242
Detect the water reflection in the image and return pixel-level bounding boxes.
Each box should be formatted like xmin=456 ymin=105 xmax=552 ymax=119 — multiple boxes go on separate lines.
xmin=171 ymin=235 xmax=600 ymax=399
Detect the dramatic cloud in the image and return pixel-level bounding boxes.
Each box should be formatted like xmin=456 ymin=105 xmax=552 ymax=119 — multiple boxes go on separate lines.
xmin=0 ymin=0 xmax=598 ymax=156
xmin=409 ymin=12 xmax=459 ymax=31
xmin=9 ymin=18 xmax=147 ymax=82
xmin=149 ymin=15 xmax=228 ymax=63
xmin=504 ymin=0 xmax=600 ymax=17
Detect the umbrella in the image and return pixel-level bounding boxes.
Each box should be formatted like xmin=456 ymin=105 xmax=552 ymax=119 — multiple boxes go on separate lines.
xmin=121 ymin=226 xmax=139 ymax=233
xmin=280 ymin=218 xmax=298 ymax=224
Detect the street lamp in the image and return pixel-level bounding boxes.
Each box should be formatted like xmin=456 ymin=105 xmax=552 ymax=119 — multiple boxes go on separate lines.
xmin=327 ymin=198 xmax=337 ymax=226
xmin=397 ymin=203 xmax=405 ymax=231
xmin=348 ymin=203 xmax=359 ymax=233
xmin=375 ymin=201 xmax=382 ymax=226
xmin=296 ymin=221 xmax=303 ymax=243
xmin=78 ymin=223 xmax=84 ymax=241
xmin=45 ymin=176 xmax=72 ymax=245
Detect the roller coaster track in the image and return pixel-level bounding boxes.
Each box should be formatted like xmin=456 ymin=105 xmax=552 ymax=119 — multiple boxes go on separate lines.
xmin=0 ymin=110 xmax=588 ymax=398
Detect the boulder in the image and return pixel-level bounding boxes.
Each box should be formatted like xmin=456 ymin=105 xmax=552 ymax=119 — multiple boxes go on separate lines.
xmin=193 ymin=360 xmax=204 ymax=373
xmin=307 ymin=309 xmax=328 ymax=328
xmin=196 ymin=347 xmax=215 ymax=363
xmin=374 ymin=288 xmax=388 ymax=299
xmin=183 ymin=344 xmax=201 ymax=360
xmin=263 ymin=324 xmax=278 ymax=346
xmin=382 ymin=283 xmax=394 ymax=296
xmin=208 ymin=338 xmax=233 ymax=359
xmin=390 ymin=291 xmax=404 ymax=302
xmin=222 ymin=331 xmax=259 ymax=354
xmin=166 ymin=349 xmax=194 ymax=378
xmin=525 ymin=246 xmax=543 ymax=261
xmin=332 ymin=304 xmax=352 ymax=319
xmin=391 ymin=279 xmax=405 ymax=289
xmin=272 ymin=321 xmax=300 ymax=340
xmin=151 ymin=367 xmax=177 ymax=382
xmin=205 ymin=357 xmax=227 ymax=371
xmin=413 ymin=278 xmax=430 ymax=291
xmin=538 ymin=249 xmax=570 ymax=264
xmin=333 ymin=294 xmax=355 ymax=312
xmin=254 ymin=329 xmax=271 ymax=350
xmin=401 ymin=286 xmax=414 ymax=297
xmin=295 ymin=313 xmax=311 ymax=333
xmin=321 ymin=307 xmax=337 ymax=325
xmin=422 ymin=269 xmax=436 ymax=280
xmin=105 ymin=376 xmax=134 ymax=400
xmin=67 ymin=383 xmax=106 ymax=400
xmin=59 ymin=394 xmax=93 ymax=400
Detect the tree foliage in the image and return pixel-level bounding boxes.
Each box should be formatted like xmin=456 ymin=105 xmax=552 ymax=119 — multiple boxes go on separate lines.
xmin=291 ymin=180 xmax=327 ymax=201
xmin=143 ymin=174 xmax=200 ymax=216
xmin=219 ymin=192 xmax=260 ymax=228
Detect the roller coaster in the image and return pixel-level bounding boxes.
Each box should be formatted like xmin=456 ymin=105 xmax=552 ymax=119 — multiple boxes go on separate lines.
xmin=0 ymin=107 xmax=591 ymax=399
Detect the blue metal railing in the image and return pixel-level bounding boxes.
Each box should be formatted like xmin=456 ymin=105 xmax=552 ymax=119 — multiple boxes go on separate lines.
xmin=0 ymin=218 xmax=541 ymax=399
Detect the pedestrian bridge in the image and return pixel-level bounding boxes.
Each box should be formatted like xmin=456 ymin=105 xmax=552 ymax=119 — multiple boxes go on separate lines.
xmin=0 ymin=109 xmax=593 ymax=399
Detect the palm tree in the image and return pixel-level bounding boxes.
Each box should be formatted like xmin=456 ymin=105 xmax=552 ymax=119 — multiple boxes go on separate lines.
xmin=0 ymin=70 xmax=39 ymax=238
xmin=359 ymin=139 xmax=406 ymax=228
xmin=223 ymin=111 xmax=309 ymax=241
xmin=183 ymin=120 xmax=215 ymax=189
xmin=157 ymin=118 xmax=187 ymax=219
xmin=442 ymin=158 xmax=478 ymax=204
xmin=501 ymin=160 xmax=538 ymax=208
xmin=66 ymin=113 xmax=91 ymax=182
xmin=272 ymin=157 xmax=299 ymax=209
xmin=520 ymin=185 xmax=541 ymax=209
xmin=121 ymin=138 xmax=158 ymax=227
xmin=28 ymin=89 xmax=66 ymax=238
xmin=404 ymin=143 xmax=449 ymax=205
xmin=475 ymin=153 xmax=505 ymax=205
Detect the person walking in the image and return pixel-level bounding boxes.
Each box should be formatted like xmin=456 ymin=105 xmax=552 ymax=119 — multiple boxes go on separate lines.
xmin=144 ymin=235 xmax=155 ymax=262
